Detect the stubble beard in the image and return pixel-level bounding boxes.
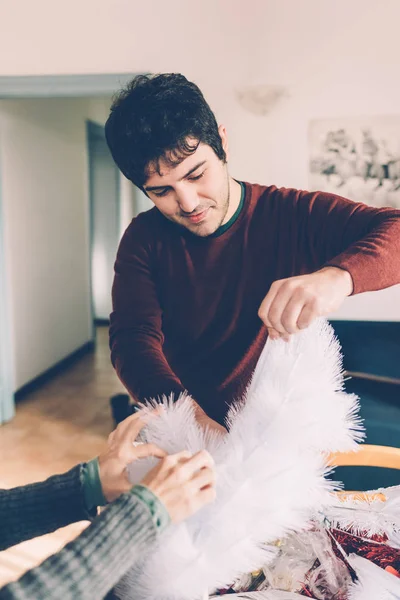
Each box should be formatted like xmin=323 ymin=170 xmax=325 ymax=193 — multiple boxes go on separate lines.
xmin=185 ymin=173 xmax=231 ymax=238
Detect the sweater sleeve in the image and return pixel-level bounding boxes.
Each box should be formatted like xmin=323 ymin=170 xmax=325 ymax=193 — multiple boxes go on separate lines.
xmin=110 ymin=218 xmax=186 ymax=402
xmin=0 ymin=465 xmax=95 ymax=552
xmin=295 ymin=190 xmax=400 ymax=294
xmin=0 ymin=489 xmax=162 ymax=600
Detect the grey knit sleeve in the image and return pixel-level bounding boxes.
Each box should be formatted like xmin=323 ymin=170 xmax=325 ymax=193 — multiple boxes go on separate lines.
xmin=0 ymin=490 xmax=160 ymax=600
xmin=0 ymin=465 xmax=95 ymax=552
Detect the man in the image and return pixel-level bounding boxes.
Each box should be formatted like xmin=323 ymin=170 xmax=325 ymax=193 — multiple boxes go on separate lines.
xmin=105 ymin=73 xmax=400 ymax=432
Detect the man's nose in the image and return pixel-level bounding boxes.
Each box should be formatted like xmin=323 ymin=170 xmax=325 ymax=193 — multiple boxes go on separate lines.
xmin=176 ymin=189 xmax=200 ymax=214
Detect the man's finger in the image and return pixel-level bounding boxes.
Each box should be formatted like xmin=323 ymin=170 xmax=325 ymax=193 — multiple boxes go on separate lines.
xmin=267 ymin=327 xmax=281 ymax=341
xmin=280 ymin=293 xmax=306 ymax=334
xmin=297 ymin=302 xmax=318 ymax=330
xmin=258 ymin=281 xmax=282 ymax=327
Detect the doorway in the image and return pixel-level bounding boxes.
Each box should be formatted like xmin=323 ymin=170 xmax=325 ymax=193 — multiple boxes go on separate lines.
xmin=87 ymin=120 xmax=121 ymax=325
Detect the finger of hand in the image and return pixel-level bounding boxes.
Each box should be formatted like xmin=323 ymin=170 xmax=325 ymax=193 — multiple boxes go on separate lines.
xmin=267 ymin=327 xmax=281 ymax=341
xmin=166 ymin=450 xmax=214 ymax=486
xmin=266 ymin=281 xmax=304 ymax=334
xmin=110 ymin=411 xmax=144 ymax=443
xmin=133 ymin=443 xmax=167 ymax=460
xmin=297 ymin=302 xmax=318 ymax=330
xmin=280 ymin=292 xmax=307 ymax=334
xmin=258 ymin=280 xmax=283 ymax=326
xmin=163 ymin=450 xmax=193 ymax=469
xmin=184 ymin=450 xmax=214 ymax=474
xmin=190 ymin=465 xmax=216 ymax=490
xmin=117 ymin=412 xmax=152 ymax=445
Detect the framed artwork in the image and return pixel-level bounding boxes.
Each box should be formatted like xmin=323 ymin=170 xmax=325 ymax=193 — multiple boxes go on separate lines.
xmin=309 ymin=115 xmax=400 ymax=208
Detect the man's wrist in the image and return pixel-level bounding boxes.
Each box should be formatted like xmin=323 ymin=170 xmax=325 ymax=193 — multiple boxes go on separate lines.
xmin=192 ymin=401 xmax=209 ymax=425
xmin=320 ymin=266 xmax=354 ymax=296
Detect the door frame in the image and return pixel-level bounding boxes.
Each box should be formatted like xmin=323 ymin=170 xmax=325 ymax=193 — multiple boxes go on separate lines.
xmin=0 ymin=73 xmax=137 ymax=423
xmin=0 ymin=137 xmax=14 ymax=423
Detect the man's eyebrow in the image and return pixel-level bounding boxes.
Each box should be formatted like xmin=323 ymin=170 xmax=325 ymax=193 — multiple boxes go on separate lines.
xmin=144 ymin=161 xmax=207 ymax=192
xmin=180 ymin=160 xmax=207 ymax=180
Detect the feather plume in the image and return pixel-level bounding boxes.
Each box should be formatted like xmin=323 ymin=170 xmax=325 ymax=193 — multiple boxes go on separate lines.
xmin=325 ymin=485 xmax=400 ymax=538
xmin=347 ymin=554 xmax=400 ymax=599
xmin=120 ymin=319 xmax=362 ymax=600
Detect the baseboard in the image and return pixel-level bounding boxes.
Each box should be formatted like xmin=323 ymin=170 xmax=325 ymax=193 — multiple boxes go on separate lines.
xmin=14 ymin=340 xmax=95 ymax=402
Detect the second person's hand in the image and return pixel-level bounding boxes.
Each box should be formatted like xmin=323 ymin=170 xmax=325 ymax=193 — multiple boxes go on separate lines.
xmin=98 ymin=411 xmax=166 ymax=503
xmin=140 ymin=449 xmax=216 ymax=524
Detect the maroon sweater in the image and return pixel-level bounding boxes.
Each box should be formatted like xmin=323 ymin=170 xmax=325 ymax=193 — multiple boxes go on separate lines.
xmin=110 ymin=183 xmax=400 ymax=424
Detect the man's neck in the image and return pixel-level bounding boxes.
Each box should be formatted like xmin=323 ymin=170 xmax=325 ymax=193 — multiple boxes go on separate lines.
xmin=221 ymin=178 xmax=242 ymax=226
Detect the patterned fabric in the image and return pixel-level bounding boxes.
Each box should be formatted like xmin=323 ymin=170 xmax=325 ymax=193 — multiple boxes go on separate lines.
xmin=0 ymin=466 xmax=167 ymax=599
xmin=131 ymin=484 xmax=171 ymax=531
xmin=82 ymin=458 xmax=108 ymax=510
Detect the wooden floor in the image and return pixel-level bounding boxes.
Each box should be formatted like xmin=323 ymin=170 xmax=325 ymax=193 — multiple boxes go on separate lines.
xmin=0 ymin=326 xmax=124 ymax=587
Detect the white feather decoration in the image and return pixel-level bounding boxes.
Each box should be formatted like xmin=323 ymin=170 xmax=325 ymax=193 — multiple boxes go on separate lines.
xmin=347 ymin=554 xmax=400 ymax=599
xmin=119 ymin=319 xmax=362 ymax=600
xmin=325 ymin=485 xmax=400 ymax=537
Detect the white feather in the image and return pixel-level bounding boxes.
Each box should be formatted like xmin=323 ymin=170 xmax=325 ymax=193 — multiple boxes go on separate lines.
xmin=347 ymin=554 xmax=400 ymax=600
xmin=126 ymin=394 xmax=222 ymax=484
xmin=325 ymin=485 xmax=400 ymax=537
xmin=120 ymin=319 xmax=362 ymax=600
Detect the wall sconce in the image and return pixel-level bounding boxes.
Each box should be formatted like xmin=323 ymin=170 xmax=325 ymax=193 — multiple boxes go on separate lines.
xmin=235 ymin=84 xmax=288 ymax=116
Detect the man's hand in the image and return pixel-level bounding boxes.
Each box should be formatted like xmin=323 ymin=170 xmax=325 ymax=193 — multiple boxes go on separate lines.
xmin=258 ymin=267 xmax=353 ymax=341
xmin=98 ymin=411 xmax=166 ymax=502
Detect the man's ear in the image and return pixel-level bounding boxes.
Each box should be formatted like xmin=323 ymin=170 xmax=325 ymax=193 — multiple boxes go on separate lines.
xmin=218 ymin=124 xmax=229 ymax=161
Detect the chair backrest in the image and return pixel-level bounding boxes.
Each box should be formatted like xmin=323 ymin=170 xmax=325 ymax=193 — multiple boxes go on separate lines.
xmin=329 ymin=444 xmax=400 ymax=470
xmin=328 ymin=444 xmax=400 ymax=499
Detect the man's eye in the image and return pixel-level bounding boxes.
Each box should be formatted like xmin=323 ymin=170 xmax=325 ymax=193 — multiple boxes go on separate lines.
xmin=188 ymin=172 xmax=204 ymax=181
xmin=153 ymin=189 xmax=169 ymax=197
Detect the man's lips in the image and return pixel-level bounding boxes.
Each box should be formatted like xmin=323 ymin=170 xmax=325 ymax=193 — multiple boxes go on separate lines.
xmin=185 ymin=208 xmax=210 ymax=224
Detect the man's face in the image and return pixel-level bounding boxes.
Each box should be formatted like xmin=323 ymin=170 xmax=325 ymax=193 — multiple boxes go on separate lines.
xmin=143 ymin=131 xmax=230 ymax=237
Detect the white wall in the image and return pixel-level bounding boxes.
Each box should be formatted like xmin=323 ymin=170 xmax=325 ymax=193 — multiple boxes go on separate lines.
xmin=86 ymin=97 xmax=113 ymax=128
xmin=0 ymin=0 xmax=399 ymax=320
xmin=0 ymin=98 xmax=94 ymax=390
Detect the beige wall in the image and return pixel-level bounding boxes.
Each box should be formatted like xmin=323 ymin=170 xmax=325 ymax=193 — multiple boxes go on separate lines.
xmin=0 ymin=98 xmax=94 ymax=390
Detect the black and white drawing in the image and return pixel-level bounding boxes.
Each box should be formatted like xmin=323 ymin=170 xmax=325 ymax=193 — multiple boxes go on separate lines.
xmin=309 ymin=116 xmax=400 ymax=208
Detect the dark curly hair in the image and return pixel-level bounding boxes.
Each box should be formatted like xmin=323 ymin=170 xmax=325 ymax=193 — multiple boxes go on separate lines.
xmin=105 ymin=73 xmax=226 ymax=189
